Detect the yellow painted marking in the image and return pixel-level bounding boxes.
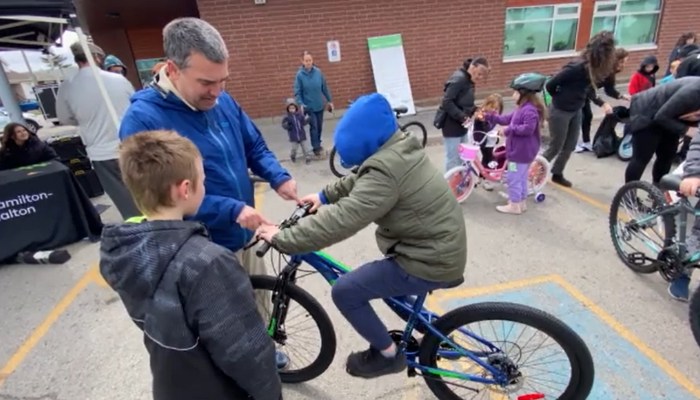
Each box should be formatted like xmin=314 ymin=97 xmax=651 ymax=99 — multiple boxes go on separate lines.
xmin=548 ymin=179 xmax=610 ymax=212
xmin=434 ymin=275 xmax=558 ymax=301
xmin=0 ymin=268 xmax=94 ymax=388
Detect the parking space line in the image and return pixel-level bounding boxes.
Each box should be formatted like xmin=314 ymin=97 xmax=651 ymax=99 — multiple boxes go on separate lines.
xmin=549 ymin=179 xmax=610 ymax=212
xmin=0 ymin=268 xmax=94 ymax=388
xmin=429 ymin=274 xmax=700 ymax=398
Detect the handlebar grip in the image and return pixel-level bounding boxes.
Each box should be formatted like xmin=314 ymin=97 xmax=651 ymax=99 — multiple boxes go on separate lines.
xmin=256 ymin=241 xmax=272 ymax=257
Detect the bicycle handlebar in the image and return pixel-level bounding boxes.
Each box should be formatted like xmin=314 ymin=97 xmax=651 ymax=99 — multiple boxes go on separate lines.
xmin=245 ymin=203 xmax=316 ymax=257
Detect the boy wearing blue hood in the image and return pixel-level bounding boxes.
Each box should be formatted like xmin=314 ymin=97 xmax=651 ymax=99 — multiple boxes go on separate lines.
xmin=256 ymin=93 xmax=467 ymax=379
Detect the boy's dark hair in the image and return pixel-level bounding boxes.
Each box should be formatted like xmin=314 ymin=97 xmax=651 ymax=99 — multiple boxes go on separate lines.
xmin=119 ymin=130 xmax=202 ymax=215
xmin=518 ymin=91 xmax=547 ymax=127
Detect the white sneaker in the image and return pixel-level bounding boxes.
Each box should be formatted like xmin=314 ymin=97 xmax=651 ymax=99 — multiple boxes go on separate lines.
xmin=482 ymin=181 xmax=495 ymax=191
xmin=574 ymin=142 xmax=592 ymax=153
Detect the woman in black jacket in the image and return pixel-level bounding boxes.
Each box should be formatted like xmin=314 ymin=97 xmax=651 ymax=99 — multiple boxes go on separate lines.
xmin=0 ymin=122 xmax=58 ymax=170
xmin=577 ymin=47 xmax=631 ymax=153
xmin=543 ymin=31 xmax=618 ymax=187
xmin=666 ymin=32 xmax=696 ymax=77
xmin=439 ymin=57 xmax=490 ymax=172
xmin=624 ymin=76 xmax=700 ymax=184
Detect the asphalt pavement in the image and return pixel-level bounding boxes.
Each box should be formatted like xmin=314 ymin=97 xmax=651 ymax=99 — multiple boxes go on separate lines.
xmin=2 ymin=110 xmax=700 ymax=400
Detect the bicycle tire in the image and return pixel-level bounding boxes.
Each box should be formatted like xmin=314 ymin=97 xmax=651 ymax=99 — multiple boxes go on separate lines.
xmin=328 ymin=146 xmax=347 ymax=179
xmin=444 ymin=166 xmax=475 ymax=203
xmin=418 ymin=302 xmax=594 ymax=400
xmin=528 ymin=155 xmax=550 ymax=193
xmin=608 ymin=180 xmax=675 ymax=274
xmin=689 ymin=286 xmax=700 ymax=349
xmin=251 ymin=275 xmax=337 ymax=383
xmin=617 ymin=134 xmax=633 ymax=162
xmin=401 ymin=121 xmax=428 ymax=147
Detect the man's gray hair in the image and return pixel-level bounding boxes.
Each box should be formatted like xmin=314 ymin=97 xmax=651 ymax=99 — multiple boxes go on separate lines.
xmin=163 ymin=18 xmax=228 ymax=68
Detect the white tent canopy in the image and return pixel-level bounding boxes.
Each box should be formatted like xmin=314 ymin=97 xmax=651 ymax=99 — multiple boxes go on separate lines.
xmin=0 ymin=13 xmax=119 ymax=130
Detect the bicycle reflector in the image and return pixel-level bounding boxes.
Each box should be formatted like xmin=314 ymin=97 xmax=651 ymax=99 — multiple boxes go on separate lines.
xmin=518 ymin=394 xmax=545 ymax=400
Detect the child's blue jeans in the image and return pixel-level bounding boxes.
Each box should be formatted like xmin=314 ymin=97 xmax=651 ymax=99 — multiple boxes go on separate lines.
xmin=506 ymin=162 xmax=530 ymax=202
xmin=331 ymin=258 xmax=452 ymax=351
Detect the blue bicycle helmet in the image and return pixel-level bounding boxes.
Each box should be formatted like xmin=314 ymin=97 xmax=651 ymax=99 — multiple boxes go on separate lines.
xmin=510 ymin=72 xmax=548 ymax=93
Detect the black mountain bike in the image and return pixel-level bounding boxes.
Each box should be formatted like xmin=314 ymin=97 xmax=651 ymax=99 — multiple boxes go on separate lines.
xmin=329 ymin=102 xmax=428 ymax=178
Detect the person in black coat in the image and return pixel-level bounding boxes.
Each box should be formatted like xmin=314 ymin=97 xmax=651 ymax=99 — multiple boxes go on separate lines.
xmin=0 ymin=122 xmax=57 ymax=170
xmin=624 ymin=76 xmax=700 ymax=184
xmin=439 ymin=57 xmax=490 ymax=172
xmin=666 ymin=32 xmax=696 ymax=77
xmin=543 ymin=31 xmax=618 ymax=188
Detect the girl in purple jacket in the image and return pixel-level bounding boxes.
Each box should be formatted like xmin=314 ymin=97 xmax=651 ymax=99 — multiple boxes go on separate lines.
xmin=477 ymin=73 xmax=548 ymax=214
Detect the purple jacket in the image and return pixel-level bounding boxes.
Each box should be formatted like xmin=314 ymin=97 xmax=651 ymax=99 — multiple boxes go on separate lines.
xmin=281 ymin=112 xmax=308 ymax=143
xmin=485 ymin=101 xmax=541 ymax=164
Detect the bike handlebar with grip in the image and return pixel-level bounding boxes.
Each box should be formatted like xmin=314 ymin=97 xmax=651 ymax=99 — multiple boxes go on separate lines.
xmin=256 ymin=241 xmax=272 ymax=257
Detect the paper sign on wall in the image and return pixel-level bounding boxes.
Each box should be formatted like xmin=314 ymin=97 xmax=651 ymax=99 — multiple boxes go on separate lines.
xmin=367 ymin=34 xmax=416 ymax=116
xmin=327 ymin=40 xmax=341 ymax=63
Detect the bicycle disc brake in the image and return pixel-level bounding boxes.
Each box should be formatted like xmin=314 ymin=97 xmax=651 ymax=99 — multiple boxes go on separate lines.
xmin=657 ymin=248 xmax=685 ymax=282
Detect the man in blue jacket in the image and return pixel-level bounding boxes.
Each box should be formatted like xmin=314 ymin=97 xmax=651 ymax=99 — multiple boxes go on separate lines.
xmin=119 ymin=18 xmax=296 ymax=369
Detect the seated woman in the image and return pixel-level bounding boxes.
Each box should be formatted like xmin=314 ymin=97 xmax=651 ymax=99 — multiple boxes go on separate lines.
xmin=0 ymin=122 xmax=58 ymax=170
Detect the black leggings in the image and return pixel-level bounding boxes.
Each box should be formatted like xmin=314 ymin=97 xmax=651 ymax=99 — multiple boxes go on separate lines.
xmin=624 ymin=126 xmax=678 ymax=184
xmin=581 ymin=99 xmax=593 ymax=143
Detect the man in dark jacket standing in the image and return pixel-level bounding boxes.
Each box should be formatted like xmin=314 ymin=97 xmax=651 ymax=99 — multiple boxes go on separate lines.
xmin=624 ymin=76 xmax=700 ymax=184
xmin=438 ymin=57 xmax=489 ymax=172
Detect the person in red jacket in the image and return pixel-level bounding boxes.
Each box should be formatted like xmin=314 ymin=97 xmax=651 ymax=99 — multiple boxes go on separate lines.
xmin=628 ymin=55 xmax=659 ymax=95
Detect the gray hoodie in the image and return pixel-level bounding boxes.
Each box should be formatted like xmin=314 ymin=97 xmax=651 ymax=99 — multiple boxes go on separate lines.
xmin=99 ymin=219 xmax=281 ymax=400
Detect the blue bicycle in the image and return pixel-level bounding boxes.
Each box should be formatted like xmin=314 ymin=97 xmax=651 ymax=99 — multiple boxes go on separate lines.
xmin=245 ymin=203 xmax=595 ymax=399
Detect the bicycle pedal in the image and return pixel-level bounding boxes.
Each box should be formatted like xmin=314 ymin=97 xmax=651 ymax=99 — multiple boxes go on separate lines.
xmin=627 ymin=252 xmax=647 ymax=266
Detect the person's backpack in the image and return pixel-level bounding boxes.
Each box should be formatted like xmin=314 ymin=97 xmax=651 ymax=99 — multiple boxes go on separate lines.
xmin=433 ymin=108 xmax=447 ymax=129
xmin=592 ymin=106 xmax=629 ymax=158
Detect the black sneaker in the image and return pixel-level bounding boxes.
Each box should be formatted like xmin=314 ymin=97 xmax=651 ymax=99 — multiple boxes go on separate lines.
xmin=290 ymin=154 xmax=297 ymax=163
xmin=551 ymin=174 xmax=572 ymax=188
xmin=305 ymin=158 xmax=311 ymax=164
xmin=345 ymin=347 xmax=406 ymax=378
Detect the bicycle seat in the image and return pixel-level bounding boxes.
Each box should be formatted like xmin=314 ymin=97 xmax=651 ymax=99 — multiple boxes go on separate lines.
xmin=659 ymin=173 xmax=682 ymax=192
xmin=427 ymin=277 xmax=464 ymax=295
xmin=393 ymin=106 xmax=409 ymax=115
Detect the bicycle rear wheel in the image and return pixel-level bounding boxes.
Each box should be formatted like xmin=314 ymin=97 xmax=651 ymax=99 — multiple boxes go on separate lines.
xmin=418 ymin=302 xmax=594 ymax=400
xmin=689 ymin=286 xmax=700 ymax=349
xmin=401 ymin=121 xmax=428 ymax=147
xmin=608 ymin=180 xmax=675 ymax=274
xmin=251 ymin=275 xmax=337 ymax=383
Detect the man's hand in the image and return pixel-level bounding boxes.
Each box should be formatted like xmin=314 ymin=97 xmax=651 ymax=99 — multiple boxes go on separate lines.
xmin=602 ymin=103 xmax=614 ymax=114
xmin=276 ymin=179 xmax=299 ymax=202
xmin=256 ymin=224 xmax=281 ymax=243
xmin=680 ymin=177 xmax=700 ymax=197
xmin=327 ymin=102 xmax=334 ymax=112
xmin=620 ymin=94 xmax=631 ymax=101
xmin=236 ymin=206 xmax=273 ymax=230
xmin=687 ymin=127 xmax=698 ymax=138
xmin=299 ymin=193 xmax=323 ymax=212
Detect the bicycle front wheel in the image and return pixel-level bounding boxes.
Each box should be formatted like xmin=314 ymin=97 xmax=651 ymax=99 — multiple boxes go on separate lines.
xmin=401 ymin=121 xmax=428 ymax=147
xmin=328 ymin=146 xmax=349 ymax=178
xmin=251 ymin=275 xmax=337 ymax=383
xmin=608 ymin=180 xmax=675 ymax=274
xmin=419 ymin=302 xmax=594 ymax=400
xmin=444 ymin=166 xmax=475 ymax=204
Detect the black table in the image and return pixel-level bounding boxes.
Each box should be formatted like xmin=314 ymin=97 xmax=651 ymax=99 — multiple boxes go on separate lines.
xmin=0 ymin=161 xmax=103 ymax=262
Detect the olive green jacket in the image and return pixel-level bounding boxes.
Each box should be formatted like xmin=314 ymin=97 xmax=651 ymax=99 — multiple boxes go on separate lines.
xmin=272 ymin=131 xmax=467 ymax=283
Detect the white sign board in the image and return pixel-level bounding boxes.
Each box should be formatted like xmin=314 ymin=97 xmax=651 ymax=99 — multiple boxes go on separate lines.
xmin=367 ymin=34 xmax=416 ymax=116
xmin=327 ymin=40 xmax=341 ymax=63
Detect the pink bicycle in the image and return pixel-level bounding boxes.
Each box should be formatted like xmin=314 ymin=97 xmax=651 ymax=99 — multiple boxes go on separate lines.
xmin=444 ymin=121 xmax=550 ymax=204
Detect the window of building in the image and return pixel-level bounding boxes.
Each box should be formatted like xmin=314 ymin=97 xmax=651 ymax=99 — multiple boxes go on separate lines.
xmin=135 ymin=58 xmax=165 ymax=87
xmin=503 ymin=4 xmax=581 ymax=61
xmin=591 ymin=0 xmax=662 ymax=47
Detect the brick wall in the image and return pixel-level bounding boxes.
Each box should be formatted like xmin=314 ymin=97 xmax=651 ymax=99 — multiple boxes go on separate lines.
xmin=96 ymin=0 xmax=699 ymax=118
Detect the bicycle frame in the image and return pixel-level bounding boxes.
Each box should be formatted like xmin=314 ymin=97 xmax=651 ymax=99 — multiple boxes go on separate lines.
xmin=269 ymin=250 xmax=511 ymax=385
xmin=633 ymin=197 xmax=700 ymax=263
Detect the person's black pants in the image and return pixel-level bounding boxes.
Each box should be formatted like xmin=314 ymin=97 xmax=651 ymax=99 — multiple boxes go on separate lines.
xmin=624 ymin=125 xmax=679 ymax=184
xmin=581 ymin=99 xmax=593 ymax=143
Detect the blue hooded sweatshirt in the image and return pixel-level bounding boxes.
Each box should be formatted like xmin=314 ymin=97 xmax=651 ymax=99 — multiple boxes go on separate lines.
xmin=294 ymin=66 xmax=332 ymax=112
xmin=334 ymin=93 xmax=398 ymax=167
xmin=119 ymin=86 xmax=291 ymax=252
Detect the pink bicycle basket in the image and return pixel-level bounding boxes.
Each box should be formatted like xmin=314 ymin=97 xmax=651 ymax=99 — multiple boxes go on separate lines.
xmin=458 ymin=144 xmax=480 ymax=161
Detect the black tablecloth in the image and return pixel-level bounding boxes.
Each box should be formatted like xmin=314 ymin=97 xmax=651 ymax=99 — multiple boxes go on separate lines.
xmin=0 ymin=161 xmax=103 ymax=261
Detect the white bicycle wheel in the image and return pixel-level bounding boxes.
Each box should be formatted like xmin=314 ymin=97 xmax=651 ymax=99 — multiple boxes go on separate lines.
xmin=445 ymin=166 xmax=476 ymax=203
xmin=528 ymin=156 xmax=550 ymax=193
